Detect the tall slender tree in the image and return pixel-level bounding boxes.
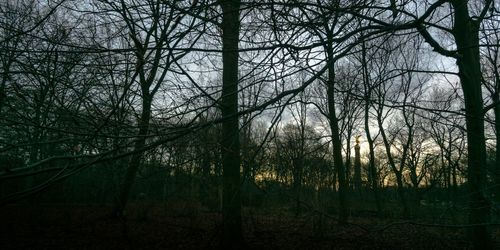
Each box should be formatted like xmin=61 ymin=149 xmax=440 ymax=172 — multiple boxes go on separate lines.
xmin=219 ymin=0 xmax=244 ymax=248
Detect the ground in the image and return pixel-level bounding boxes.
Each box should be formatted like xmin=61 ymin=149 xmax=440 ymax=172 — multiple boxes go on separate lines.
xmin=0 ymin=203 xmax=496 ymax=249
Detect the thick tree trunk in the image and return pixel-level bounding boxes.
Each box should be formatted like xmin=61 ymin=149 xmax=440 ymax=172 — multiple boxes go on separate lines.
xmin=451 ymin=1 xmax=491 ymax=248
xmin=220 ymin=0 xmax=244 ymax=248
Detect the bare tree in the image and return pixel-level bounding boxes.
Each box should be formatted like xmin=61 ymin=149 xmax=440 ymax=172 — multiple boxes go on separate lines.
xmin=92 ymin=0 xmax=203 ymax=217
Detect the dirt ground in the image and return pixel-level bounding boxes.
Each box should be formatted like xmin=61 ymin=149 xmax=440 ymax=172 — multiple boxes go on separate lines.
xmin=0 ymin=203 xmax=496 ymax=249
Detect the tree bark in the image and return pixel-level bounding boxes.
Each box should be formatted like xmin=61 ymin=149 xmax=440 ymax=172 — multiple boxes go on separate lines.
xmin=451 ymin=1 xmax=491 ymax=248
xmin=325 ymin=50 xmax=348 ymax=223
xmin=220 ymin=0 xmax=244 ymax=248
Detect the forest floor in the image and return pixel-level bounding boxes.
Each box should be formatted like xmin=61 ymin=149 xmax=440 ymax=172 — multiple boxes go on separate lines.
xmin=1 ymin=202 xmax=498 ymax=249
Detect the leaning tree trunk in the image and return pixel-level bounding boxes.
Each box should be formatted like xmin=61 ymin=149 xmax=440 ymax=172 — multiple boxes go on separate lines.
xmin=451 ymin=2 xmax=491 ymax=248
xmin=220 ymin=0 xmax=244 ymax=248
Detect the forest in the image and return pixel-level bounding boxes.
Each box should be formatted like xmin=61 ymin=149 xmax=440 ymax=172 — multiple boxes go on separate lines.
xmin=0 ymin=0 xmax=499 ymax=249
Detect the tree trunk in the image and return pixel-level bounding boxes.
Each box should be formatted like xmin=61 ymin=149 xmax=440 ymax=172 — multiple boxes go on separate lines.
xmin=354 ymin=142 xmax=362 ymax=192
xmin=292 ymin=162 xmax=302 ymax=217
xmin=450 ymin=2 xmax=492 ymax=248
xmin=365 ymin=106 xmax=382 ymax=212
xmin=325 ymin=53 xmax=348 ymax=223
xmin=220 ymin=0 xmax=244 ymax=248
xmin=378 ymin=115 xmax=409 ymax=216
xmin=492 ymin=91 xmax=500 ymax=202
xmin=200 ymin=138 xmax=211 ymax=207
xmin=0 ymin=64 xmax=10 ymax=113
xmin=345 ymin=135 xmax=352 ymax=189
xmin=112 ymin=95 xmax=152 ymax=218
xmin=361 ymin=40 xmax=382 ymax=213
xmin=495 ymin=100 xmax=500 ymax=200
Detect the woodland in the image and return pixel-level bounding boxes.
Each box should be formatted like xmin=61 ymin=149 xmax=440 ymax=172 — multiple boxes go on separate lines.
xmin=1 ymin=0 xmax=500 ymax=249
